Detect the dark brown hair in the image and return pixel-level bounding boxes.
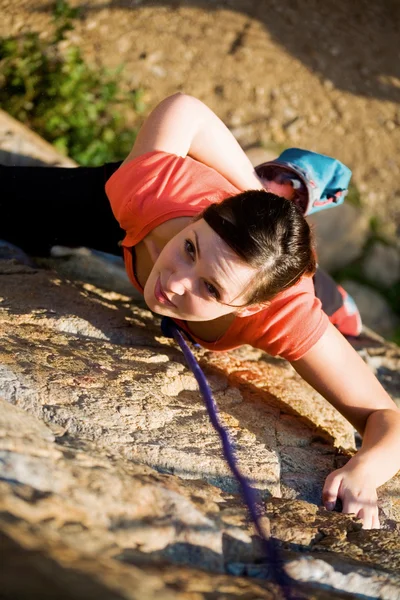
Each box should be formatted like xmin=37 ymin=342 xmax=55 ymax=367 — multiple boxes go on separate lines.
xmin=202 ymin=190 xmax=316 ymax=306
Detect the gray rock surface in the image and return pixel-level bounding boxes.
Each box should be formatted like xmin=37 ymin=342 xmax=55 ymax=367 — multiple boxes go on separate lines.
xmin=0 ymin=109 xmax=76 ymax=167
xmin=308 ymin=203 xmax=370 ymax=272
xmin=1 ymin=249 xmax=400 ymax=600
xmin=342 ymin=280 xmax=400 ymax=338
xmin=362 ymin=242 xmax=400 ymax=289
xmin=46 ymin=245 xmax=142 ymax=299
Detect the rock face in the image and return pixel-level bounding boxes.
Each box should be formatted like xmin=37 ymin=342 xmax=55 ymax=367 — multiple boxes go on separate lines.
xmin=362 ymin=242 xmax=400 ymax=289
xmin=1 ymin=244 xmax=400 ymax=600
xmin=307 ymin=203 xmax=370 ymax=273
xmin=0 ymin=109 xmax=76 ymax=167
xmin=342 ymin=280 xmax=400 ymax=338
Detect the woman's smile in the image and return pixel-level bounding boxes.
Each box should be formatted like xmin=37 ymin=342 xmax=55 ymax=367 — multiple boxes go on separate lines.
xmin=154 ymin=275 xmax=176 ymax=307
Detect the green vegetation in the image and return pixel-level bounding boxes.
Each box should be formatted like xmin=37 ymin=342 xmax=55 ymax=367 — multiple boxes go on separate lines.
xmin=345 ymin=182 xmax=362 ymax=208
xmin=391 ymin=325 xmax=400 ymax=347
xmin=0 ymin=0 xmax=145 ymax=166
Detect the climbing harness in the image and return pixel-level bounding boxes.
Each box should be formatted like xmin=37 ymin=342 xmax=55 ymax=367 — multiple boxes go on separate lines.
xmin=162 ymin=317 xmax=299 ymax=600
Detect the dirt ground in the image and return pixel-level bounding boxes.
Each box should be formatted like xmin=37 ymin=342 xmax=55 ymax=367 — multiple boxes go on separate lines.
xmin=2 ymin=0 xmax=400 ymax=235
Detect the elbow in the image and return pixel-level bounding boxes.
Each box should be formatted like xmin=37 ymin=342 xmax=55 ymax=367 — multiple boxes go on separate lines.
xmin=158 ymin=92 xmax=206 ymax=131
xmin=162 ymin=92 xmax=198 ymax=109
xmin=364 ymin=406 xmax=400 ymax=430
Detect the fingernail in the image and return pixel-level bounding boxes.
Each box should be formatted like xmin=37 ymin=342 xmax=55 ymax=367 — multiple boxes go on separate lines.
xmin=325 ymin=502 xmax=335 ymax=511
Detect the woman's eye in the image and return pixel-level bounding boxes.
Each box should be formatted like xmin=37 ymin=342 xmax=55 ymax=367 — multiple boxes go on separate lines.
xmin=184 ymin=239 xmax=195 ymax=260
xmin=184 ymin=239 xmax=219 ymax=300
xmin=204 ymin=281 xmax=220 ymax=300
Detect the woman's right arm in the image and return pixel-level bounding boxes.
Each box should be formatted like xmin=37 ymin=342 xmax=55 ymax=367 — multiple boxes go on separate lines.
xmin=122 ymin=93 xmax=264 ymax=191
xmin=292 ymin=322 xmax=400 ymax=529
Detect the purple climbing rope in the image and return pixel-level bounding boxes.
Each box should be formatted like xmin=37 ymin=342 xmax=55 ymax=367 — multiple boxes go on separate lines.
xmin=162 ymin=317 xmax=298 ymax=600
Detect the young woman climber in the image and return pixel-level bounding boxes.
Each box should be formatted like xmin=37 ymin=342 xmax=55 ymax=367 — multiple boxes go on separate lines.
xmin=1 ymin=93 xmax=399 ymax=529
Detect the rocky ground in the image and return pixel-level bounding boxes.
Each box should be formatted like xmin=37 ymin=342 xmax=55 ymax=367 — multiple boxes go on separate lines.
xmin=1 ymin=225 xmax=400 ymax=600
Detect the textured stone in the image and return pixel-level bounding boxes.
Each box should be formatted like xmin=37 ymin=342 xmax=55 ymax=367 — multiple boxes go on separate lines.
xmin=286 ymin=555 xmax=400 ymax=600
xmin=1 ymin=256 xmax=399 ymax=599
xmin=342 ymin=280 xmax=400 ymax=338
xmin=45 ymin=246 xmax=140 ymax=299
xmin=362 ymin=242 xmax=400 ymax=288
xmin=308 ymin=203 xmax=370 ymax=272
xmin=0 ymin=109 xmax=76 ymax=167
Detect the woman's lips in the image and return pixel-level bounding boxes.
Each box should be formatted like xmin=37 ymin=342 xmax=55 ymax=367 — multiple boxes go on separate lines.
xmin=154 ymin=276 xmax=176 ymax=307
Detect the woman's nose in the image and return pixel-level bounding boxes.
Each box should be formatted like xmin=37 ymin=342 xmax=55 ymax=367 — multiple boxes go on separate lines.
xmin=166 ymin=271 xmax=191 ymax=296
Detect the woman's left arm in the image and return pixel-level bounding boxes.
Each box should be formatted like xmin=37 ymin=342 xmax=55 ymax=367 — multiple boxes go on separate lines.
xmin=291 ymin=322 xmax=400 ymax=529
xmin=121 ymin=93 xmax=264 ymax=191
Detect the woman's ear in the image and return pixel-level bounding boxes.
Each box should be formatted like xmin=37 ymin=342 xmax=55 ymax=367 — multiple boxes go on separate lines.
xmin=235 ymin=303 xmax=266 ymax=318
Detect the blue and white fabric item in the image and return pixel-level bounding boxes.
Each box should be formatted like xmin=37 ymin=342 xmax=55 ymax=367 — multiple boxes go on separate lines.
xmin=263 ymin=147 xmax=352 ymax=216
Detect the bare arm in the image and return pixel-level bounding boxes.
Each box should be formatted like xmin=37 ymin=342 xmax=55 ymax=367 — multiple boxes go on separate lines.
xmin=122 ymin=92 xmax=264 ymax=191
xmin=292 ymin=322 xmax=400 ymax=529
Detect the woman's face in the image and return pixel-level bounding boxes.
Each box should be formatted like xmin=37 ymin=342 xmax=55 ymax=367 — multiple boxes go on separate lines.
xmin=144 ymin=218 xmax=258 ymax=321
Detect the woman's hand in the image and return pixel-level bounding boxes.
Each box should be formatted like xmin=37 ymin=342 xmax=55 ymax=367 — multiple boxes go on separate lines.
xmin=323 ymin=458 xmax=380 ymax=529
xmin=292 ymin=323 xmax=400 ymax=529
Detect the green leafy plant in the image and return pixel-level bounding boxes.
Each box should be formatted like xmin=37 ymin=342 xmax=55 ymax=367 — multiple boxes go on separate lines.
xmin=0 ymin=0 xmax=145 ymax=165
